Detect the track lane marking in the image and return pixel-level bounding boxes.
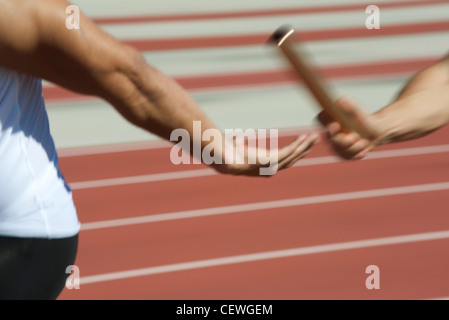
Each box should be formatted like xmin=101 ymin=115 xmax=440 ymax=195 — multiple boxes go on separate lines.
xmin=70 ymin=144 xmax=449 ymax=190
xmin=80 ymin=230 xmax=449 ymax=285
xmin=91 ymin=0 xmax=448 ymax=25
xmin=80 ymin=181 xmax=449 ymax=231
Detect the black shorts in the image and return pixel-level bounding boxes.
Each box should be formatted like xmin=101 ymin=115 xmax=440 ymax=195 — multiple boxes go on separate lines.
xmin=0 ymin=234 xmax=78 ymax=300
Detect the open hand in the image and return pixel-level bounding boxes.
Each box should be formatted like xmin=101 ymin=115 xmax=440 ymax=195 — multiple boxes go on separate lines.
xmin=213 ymin=132 xmax=320 ymax=177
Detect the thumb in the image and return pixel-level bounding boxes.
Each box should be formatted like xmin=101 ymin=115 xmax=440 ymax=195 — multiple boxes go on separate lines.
xmin=335 ymin=95 xmax=366 ymax=121
xmin=334 ymin=95 xmax=377 ymax=140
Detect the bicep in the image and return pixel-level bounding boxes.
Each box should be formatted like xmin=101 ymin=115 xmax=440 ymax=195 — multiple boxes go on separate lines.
xmin=0 ymin=0 xmax=139 ymax=97
xmin=0 ymin=0 xmax=76 ymax=71
xmin=0 ymin=0 xmax=173 ymax=132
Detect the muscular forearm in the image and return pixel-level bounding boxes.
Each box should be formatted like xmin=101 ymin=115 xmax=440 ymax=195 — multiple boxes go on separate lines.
xmin=372 ymin=55 xmax=449 ymax=144
xmin=394 ymin=55 xmax=449 ymax=100
xmin=374 ymin=83 xmax=449 ymax=144
xmin=101 ymin=56 xmax=225 ymax=158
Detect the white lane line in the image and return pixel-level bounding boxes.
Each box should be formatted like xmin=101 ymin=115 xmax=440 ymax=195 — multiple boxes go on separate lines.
xmin=70 ymin=144 xmax=449 ymax=190
xmin=101 ymin=5 xmax=449 ymax=41
xmin=74 ymin=0 xmax=439 ymax=19
xmin=80 ymin=181 xmax=449 ymax=231
xmin=57 ymin=140 xmax=173 ymax=157
xmin=80 ymin=230 xmax=449 ymax=285
xmin=298 ymin=144 xmax=449 ymax=166
xmin=71 ymin=169 xmax=216 ymax=190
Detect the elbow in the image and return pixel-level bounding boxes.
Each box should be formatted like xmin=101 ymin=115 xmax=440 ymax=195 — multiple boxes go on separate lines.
xmin=94 ymin=44 xmax=148 ymax=102
xmin=117 ymin=45 xmax=148 ymax=81
xmin=109 ymin=44 xmax=169 ymax=109
xmin=96 ymin=45 xmax=164 ymax=128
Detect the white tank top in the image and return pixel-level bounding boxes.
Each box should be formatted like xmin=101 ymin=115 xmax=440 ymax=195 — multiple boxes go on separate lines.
xmin=0 ymin=67 xmax=80 ymax=239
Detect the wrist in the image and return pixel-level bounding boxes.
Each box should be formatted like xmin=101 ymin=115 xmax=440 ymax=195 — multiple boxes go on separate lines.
xmin=372 ymin=103 xmax=409 ymax=146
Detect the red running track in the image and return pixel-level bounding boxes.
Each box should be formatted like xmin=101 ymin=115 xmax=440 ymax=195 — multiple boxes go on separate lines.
xmin=56 ymin=124 xmax=449 ymax=300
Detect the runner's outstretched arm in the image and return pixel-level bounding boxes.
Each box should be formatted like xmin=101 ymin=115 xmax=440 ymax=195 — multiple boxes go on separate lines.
xmin=317 ymin=55 xmax=449 ymax=160
xmin=0 ymin=0 xmax=319 ymax=176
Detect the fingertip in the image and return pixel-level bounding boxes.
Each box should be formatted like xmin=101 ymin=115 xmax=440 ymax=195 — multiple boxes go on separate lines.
xmin=341 ymin=132 xmax=360 ymax=145
xmin=354 ymin=150 xmax=369 ymax=160
xmin=335 ymin=95 xmax=349 ymax=109
xmin=336 ymin=95 xmax=359 ymax=116
xmin=327 ymin=122 xmax=341 ymax=136
xmin=337 ymin=94 xmax=355 ymax=106
xmin=310 ymin=133 xmax=321 ymax=144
